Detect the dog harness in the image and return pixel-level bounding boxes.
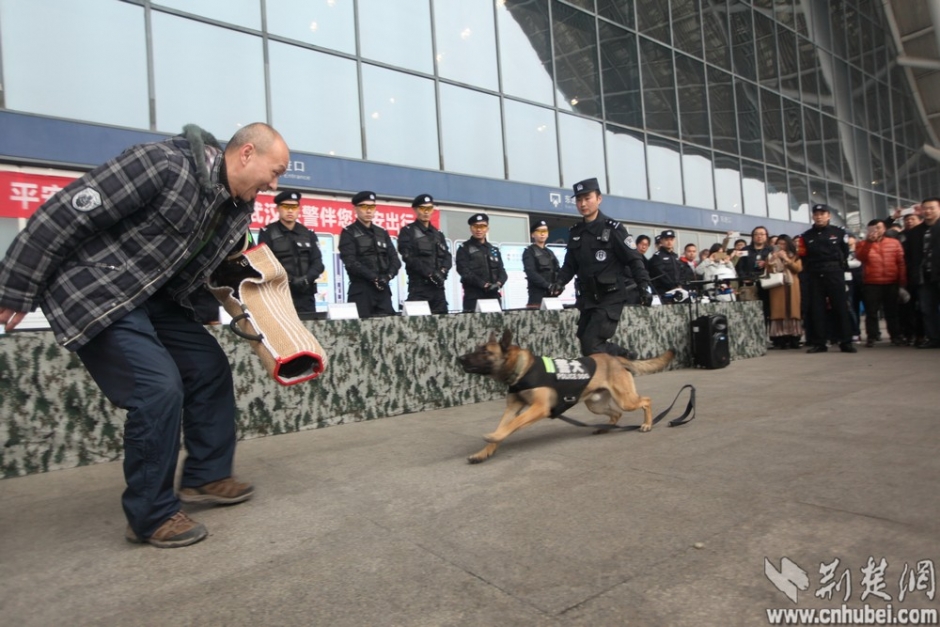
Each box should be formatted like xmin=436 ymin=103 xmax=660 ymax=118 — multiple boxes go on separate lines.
xmin=507 ymin=356 xmax=597 ymax=417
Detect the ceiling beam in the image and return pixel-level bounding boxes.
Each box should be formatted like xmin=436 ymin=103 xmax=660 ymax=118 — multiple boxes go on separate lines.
xmin=896 ymin=55 xmax=940 ymax=70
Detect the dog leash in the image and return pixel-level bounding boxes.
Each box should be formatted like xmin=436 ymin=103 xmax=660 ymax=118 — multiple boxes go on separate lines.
xmin=552 ymin=384 xmax=697 ymax=432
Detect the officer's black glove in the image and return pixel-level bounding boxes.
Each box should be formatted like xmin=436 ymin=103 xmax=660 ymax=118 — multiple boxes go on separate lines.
xmin=487 ymin=282 xmax=502 ymax=292
xmin=373 ymin=277 xmax=387 ymax=291
xmin=639 ymin=286 xmax=653 ymax=307
xmin=547 ymin=282 xmax=561 ymax=296
xmin=428 ymin=272 xmax=443 ymax=287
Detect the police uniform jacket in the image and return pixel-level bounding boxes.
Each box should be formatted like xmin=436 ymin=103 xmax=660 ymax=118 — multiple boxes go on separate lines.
xmin=397 ymin=220 xmax=452 ymax=284
xmin=800 ymin=224 xmax=850 ymax=273
xmin=648 ymin=249 xmax=683 ymax=294
xmin=556 ymin=212 xmax=650 ymax=309
xmin=0 ymin=125 xmax=252 ymax=351
xmin=522 ymin=244 xmax=559 ymax=290
xmin=258 ymin=220 xmax=324 ymax=294
xmin=456 ymin=238 xmax=507 ymax=290
xmin=339 ymin=220 xmax=401 ymax=282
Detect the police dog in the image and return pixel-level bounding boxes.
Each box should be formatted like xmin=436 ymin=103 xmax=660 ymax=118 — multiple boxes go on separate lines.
xmin=457 ymin=329 xmax=674 ymax=463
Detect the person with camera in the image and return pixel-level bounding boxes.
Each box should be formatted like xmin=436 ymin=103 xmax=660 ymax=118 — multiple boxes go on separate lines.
xmin=258 ymin=191 xmax=324 ymax=315
xmin=339 ymin=191 xmax=401 ymax=318
xmin=554 ymin=177 xmax=651 ymax=359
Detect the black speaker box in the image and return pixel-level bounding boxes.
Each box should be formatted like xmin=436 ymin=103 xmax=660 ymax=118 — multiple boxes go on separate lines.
xmin=691 ymin=314 xmax=730 ymax=369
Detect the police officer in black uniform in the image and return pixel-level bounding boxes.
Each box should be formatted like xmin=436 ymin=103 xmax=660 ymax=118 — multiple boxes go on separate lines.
xmin=555 ymin=178 xmax=651 ymax=359
xmin=338 ymin=191 xmax=401 ymax=318
xmin=648 ymin=230 xmax=684 ymax=298
xmin=800 ymin=203 xmax=857 ymax=353
xmin=456 ymin=213 xmax=508 ymax=312
xmin=522 ymin=219 xmax=560 ymax=307
xmin=397 ymin=193 xmax=452 ymax=314
xmin=257 ymin=190 xmax=324 ymax=315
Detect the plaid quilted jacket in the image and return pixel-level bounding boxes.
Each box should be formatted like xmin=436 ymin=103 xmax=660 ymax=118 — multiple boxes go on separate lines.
xmin=0 ymin=125 xmax=254 ymax=351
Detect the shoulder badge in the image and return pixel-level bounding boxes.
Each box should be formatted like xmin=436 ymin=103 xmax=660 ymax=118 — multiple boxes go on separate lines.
xmin=71 ymin=187 xmax=102 ymax=212
xmin=624 ymin=235 xmax=636 ymax=249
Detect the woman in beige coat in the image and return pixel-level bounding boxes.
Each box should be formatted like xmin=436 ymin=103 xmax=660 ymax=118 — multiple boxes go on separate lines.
xmin=766 ymin=235 xmax=803 ymax=349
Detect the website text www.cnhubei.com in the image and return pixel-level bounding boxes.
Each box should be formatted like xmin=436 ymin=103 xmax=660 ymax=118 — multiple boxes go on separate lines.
xmin=766 ymin=604 xmax=938 ymax=625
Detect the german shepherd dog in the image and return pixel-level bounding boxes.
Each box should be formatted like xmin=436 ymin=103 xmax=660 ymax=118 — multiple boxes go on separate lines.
xmin=457 ymin=330 xmax=674 ymax=463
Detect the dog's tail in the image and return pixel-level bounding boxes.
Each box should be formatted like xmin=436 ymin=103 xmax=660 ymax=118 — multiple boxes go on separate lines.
xmin=617 ymin=349 xmax=675 ymax=376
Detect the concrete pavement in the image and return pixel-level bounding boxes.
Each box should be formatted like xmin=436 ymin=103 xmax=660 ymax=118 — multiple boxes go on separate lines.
xmin=1 ymin=345 xmax=939 ymax=626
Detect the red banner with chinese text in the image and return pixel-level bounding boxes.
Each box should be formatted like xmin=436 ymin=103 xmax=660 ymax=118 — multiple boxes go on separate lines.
xmin=0 ymin=171 xmax=435 ymax=237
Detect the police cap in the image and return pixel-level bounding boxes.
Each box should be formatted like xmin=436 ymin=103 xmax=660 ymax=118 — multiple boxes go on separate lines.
xmin=412 ymin=193 xmax=434 ymax=208
xmin=468 ymin=213 xmax=489 ymax=225
xmin=274 ymin=190 xmax=301 ymax=205
xmin=572 ymin=177 xmax=601 ymax=197
xmin=659 ymin=229 xmax=676 ymax=239
xmin=531 ymin=219 xmax=549 ymax=233
xmin=812 ymin=203 xmax=830 ymax=213
xmin=351 ymin=190 xmax=377 ymax=206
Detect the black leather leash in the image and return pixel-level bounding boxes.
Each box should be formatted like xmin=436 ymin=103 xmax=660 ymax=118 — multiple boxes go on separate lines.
xmin=551 ymin=384 xmax=697 ymax=432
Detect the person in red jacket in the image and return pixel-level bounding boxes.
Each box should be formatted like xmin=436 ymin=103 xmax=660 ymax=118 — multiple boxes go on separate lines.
xmin=855 ymin=218 xmax=907 ymax=347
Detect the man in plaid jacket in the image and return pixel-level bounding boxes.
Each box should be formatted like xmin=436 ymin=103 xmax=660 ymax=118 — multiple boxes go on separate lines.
xmin=0 ymin=123 xmax=291 ymax=548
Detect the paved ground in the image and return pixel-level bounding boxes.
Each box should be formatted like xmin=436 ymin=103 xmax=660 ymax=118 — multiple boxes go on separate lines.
xmin=1 ymin=344 xmax=939 ymax=627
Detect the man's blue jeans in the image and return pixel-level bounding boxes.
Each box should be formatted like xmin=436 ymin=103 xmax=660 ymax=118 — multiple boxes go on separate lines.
xmin=76 ymin=297 xmax=237 ymax=538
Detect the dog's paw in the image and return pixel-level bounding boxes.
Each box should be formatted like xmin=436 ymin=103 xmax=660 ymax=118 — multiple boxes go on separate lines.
xmin=639 ymin=424 xmax=652 ymax=432
xmin=467 ymin=454 xmax=486 ymax=464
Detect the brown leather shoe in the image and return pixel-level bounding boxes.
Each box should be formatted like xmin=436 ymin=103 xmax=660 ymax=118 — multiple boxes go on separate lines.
xmin=125 ymin=511 xmax=207 ymax=548
xmin=178 ymin=477 xmax=254 ymax=505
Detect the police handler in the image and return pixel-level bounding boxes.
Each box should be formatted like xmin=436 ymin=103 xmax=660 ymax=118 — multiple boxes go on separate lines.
xmin=648 ymin=229 xmax=684 ymax=297
xmin=555 ymin=177 xmax=651 ymax=359
xmin=800 ymin=203 xmax=857 ymax=354
xmin=258 ymin=190 xmax=324 ymax=314
xmin=522 ymin=219 xmax=560 ymax=307
xmin=456 ymin=213 xmax=508 ymax=312
xmin=397 ymin=193 xmax=452 ymax=314
xmin=338 ymin=191 xmax=401 ymax=318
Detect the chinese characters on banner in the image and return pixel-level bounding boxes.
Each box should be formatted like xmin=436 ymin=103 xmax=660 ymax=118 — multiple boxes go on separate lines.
xmin=251 ymin=194 xmax=437 ymax=237
xmin=0 ymin=171 xmax=77 ymax=218
xmin=0 ymin=171 xmax=434 ymax=239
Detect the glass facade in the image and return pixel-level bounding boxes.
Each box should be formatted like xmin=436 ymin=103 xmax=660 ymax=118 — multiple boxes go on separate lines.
xmin=1 ymin=0 xmax=938 ymax=234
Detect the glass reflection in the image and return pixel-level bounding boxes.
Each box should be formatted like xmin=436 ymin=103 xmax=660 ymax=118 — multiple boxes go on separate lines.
xmin=265 ymin=0 xmax=355 ymax=54
xmin=735 ymin=79 xmax=762 ymax=160
xmin=803 ymin=106 xmax=825 ymax=178
xmin=640 ymin=38 xmax=678 ymax=138
xmin=766 ymin=166 xmax=790 ymax=221
xmin=702 ymin=0 xmax=731 ymax=70
xmin=714 ymin=154 xmax=743 ymax=213
xmin=682 ymin=145 xmax=715 ymax=210
xmin=553 ymin=2 xmax=601 ymax=117
xmin=636 ymin=0 xmax=671 ymax=44
xmin=504 ymin=99 xmax=559 ymax=186
xmin=153 ymin=0 xmax=261 ymax=30
xmin=434 ymin=0 xmax=498 ymax=90
xmin=497 ymin=0 xmax=554 ymax=105
xmin=760 ymin=89 xmax=785 ymax=168
xmin=361 ymin=65 xmax=439 ymax=170
xmin=597 ymin=0 xmax=635 ymax=30
xmin=359 ymin=0 xmax=432 ymax=73
xmin=730 ymin=2 xmax=756 ymax=82
xmin=606 ymin=125 xmax=648 ymax=199
xmin=0 ymin=0 xmax=149 ymax=129
xmin=671 ymin=0 xmax=703 ymax=58
xmin=808 ymin=177 xmax=827 ymax=212
xmin=789 ymin=172 xmax=810 ymax=223
xmin=783 ymin=98 xmax=805 ymax=173
xmin=708 ymin=67 xmax=737 ymax=155
xmin=741 ymin=160 xmax=767 ymax=217
xmin=599 ymin=22 xmax=641 ymax=129
xmin=754 ymin=11 xmax=778 ymax=90
xmin=778 ymin=27 xmax=800 ymax=97
xmin=675 ymin=54 xmax=709 ymax=147
xmin=440 ymin=84 xmax=503 ymax=179
xmin=152 ymin=13 xmax=266 ymax=138
xmin=647 ymin=137 xmax=683 ymax=205
xmin=269 ymin=43 xmax=361 ymax=158
xmin=559 ymin=113 xmax=606 ymax=190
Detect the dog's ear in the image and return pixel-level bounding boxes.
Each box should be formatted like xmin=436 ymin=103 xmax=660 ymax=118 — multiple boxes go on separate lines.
xmin=487 ymin=331 xmax=497 ymax=345
xmin=499 ymin=329 xmax=513 ymax=351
